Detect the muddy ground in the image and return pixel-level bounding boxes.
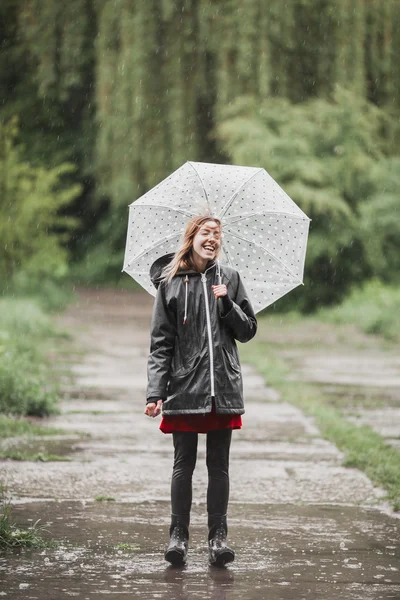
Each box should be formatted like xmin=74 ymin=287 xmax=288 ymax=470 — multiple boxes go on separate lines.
xmin=0 ymin=289 xmax=399 ymax=599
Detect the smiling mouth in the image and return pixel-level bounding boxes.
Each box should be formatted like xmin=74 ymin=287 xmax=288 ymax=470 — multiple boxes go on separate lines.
xmin=203 ymin=245 xmax=215 ymax=252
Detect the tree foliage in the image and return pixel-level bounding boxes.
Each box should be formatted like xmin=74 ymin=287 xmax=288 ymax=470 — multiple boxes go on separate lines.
xmin=0 ymin=118 xmax=81 ymax=286
xmin=0 ymin=0 xmax=399 ymax=305
xmin=214 ymin=90 xmax=399 ymax=308
xmin=358 ymin=157 xmax=400 ymax=282
xmin=3 ymin=0 xmax=399 ymax=201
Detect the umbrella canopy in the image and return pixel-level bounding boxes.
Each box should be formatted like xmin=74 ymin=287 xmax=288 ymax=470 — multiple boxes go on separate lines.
xmin=122 ymin=161 xmax=310 ymax=313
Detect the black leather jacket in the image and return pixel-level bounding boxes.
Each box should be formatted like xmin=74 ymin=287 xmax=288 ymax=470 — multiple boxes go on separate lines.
xmin=146 ymin=257 xmax=257 ymax=415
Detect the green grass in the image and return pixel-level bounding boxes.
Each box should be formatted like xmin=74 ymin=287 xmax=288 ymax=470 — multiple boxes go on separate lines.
xmin=0 ymin=291 xmax=74 ymax=550
xmin=0 ymin=298 xmax=65 ymax=417
xmin=0 ymin=502 xmax=53 ymax=549
xmin=5 ymin=277 xmax=76 ymax=313
xmin=0 ymin=416 xmax=70 ymax=461
xmin=94 ymin=495 xmax=116 ymax=502
xmin=0 ymin=450 xmax=71 ymax=461
xmin=0 ymin=415 xmax=64 ymax=439
xmin=114 ymin=542 xmax=140 ymax=552
xmin=319 ymin=280 xmax=400 ymax=342
xmin=240 ymin=340 xmax=400 ymax=511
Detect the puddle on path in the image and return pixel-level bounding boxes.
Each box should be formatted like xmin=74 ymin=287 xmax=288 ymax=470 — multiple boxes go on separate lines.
xmin=1 ymin=501 xmax=399 ymax=599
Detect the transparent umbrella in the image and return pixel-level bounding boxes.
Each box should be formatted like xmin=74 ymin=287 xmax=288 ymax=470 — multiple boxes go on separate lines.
xmin=122 ymin=161 xmax=310 ymax=313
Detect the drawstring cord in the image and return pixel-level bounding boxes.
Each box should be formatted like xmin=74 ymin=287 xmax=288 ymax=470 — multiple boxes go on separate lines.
xmin=183 ymin=276 xmax=189 ymax=325
xmin=183 ymin=263 xmax=217 ymax=325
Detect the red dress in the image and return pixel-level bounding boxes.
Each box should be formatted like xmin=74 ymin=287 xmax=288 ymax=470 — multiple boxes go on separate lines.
xmin=160 ymin=399 xmax=242 ymax=434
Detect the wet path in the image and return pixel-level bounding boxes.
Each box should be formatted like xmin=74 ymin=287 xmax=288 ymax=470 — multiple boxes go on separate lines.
xmin=263 ymin=318 xmax=400 ymax=452
xmin=0 ymin=290 xmax=399 ymax=599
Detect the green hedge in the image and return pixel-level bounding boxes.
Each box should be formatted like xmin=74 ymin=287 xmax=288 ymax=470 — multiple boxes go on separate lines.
xmin=319 ymin=280 xmax=400 ymax=342
xmin=0 ymin=299 xmax=62 ymax=416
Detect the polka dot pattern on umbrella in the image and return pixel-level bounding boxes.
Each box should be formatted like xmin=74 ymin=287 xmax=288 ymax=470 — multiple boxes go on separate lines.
xmin=224 ymin=214 xmax=309 ymax=281
xmin=221 ymin=167 xmax=305 ymax=220
xmin=135 ymin=163 xmax=209 ymax=214
xmin=221 ymin=231 xmax=302 ymax=311
xmin=126 ymin=205 xmax=187 ymax=260
xmin=123 ymin=161 xmax=310 ymax=312
xmin=125 ymin=235 xmax=182 ymax=280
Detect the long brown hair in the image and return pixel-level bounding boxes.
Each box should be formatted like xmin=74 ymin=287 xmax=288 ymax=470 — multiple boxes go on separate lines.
xmin=163 ymin=216 xmax=222 ymax=280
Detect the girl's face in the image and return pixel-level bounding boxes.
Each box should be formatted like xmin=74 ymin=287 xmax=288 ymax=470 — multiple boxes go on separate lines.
xmin=192 ymin=220 xmax=222 ymax=263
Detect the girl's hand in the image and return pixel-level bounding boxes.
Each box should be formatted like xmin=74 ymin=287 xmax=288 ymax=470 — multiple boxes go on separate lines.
xmin=212 ymin=284 xmax=227 ymax=299
xmin=144 ymin=400 xmax=162 ymax=417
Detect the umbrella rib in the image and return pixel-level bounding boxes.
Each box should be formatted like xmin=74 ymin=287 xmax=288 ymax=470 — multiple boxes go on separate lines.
xmin=131 ymin=202 xmax=197 ymax=218
xmin=188 ymin=162 xmax=211 ymax=214
xmin=225 ymin=229 xmax=304 ymax=284
xmin=217 ymin=168 xmax=264 ymax=219
xmin=221 ymin=244 xmax=235 ymax=268
xmin=123 ymin=232 xmax=181 ymax=270
xmin=225 ymin=210 xmax=311 ymax=223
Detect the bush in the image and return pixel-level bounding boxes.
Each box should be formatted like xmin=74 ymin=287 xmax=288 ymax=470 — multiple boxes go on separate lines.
xmin=358 ymin=157 xmax=400 ymax=284
xmin=0 ymin=117 xmax=82 ymax=289
xmin=4 ymin=276 xmax=76 ymax=313
xmin=214 ymin=89 xmax=400 ymax=311
xmin=0 ymin=299 xmax=60 ymax=416
xmin=319 ymin=280 xmax=400 ymax=341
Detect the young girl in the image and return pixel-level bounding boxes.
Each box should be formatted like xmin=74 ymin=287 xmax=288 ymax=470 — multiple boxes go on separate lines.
xmin=145 ymin=215 xmax=257 ymax=566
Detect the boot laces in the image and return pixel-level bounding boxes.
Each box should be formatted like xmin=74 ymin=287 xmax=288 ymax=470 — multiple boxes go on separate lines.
xmin=172 ymin=525 xmax=186 ymax=539
xmin=215 ymin=527 xmax=226 ymax=543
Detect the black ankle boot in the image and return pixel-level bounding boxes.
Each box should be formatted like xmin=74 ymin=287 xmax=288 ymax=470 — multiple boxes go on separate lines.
xmin=208 ymin=516 xmax=235 ymax=567
xmin=165 ymin=522 xmax=189 ymax=565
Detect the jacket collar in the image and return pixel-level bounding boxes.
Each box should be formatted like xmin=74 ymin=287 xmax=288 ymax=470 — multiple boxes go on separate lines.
xmin=175 ymin=260 xmax=217 ymax=277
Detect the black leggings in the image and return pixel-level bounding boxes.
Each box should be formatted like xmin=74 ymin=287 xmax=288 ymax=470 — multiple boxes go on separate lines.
xmin=171 ymin=429 xmax=232 ymax=533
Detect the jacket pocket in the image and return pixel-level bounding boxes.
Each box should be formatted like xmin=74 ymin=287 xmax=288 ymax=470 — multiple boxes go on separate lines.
xmin=167 ymin=352 xmax=204 ymax=404
xmin=171 ymin=340 xmax=201 ymax=378
xmin=222 ymin=347 xmax=241 ymax=378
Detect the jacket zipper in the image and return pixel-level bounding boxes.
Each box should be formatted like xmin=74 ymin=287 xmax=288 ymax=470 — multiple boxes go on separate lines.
xmin=201 ymin=272 xmax=215 ymax=397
